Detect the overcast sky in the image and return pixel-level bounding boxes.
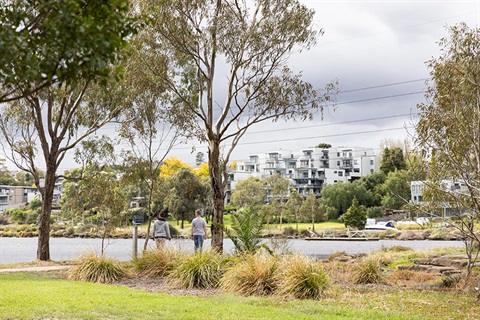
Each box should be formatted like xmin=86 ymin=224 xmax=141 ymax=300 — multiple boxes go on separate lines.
xmin=168 ymin=0 xmax=479 ymax=167
xmin=3 ymin=0 xmax=479 ymax=172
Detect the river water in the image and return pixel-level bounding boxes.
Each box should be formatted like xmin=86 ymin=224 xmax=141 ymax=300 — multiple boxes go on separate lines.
xmin=0 ymin=237 xmax=466 ymax=264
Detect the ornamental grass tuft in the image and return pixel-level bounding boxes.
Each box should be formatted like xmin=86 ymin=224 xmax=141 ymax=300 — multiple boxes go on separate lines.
xmin=167 ymin=250 xmax=223 ymax=289
xmin=132 ymin=246 xmax=179 ymax=277
xmin=353 ymin=255 xmax=383 ymax=284
xmin=68 ymin=252 xmax=129 ymax=284
xmin=276 ymin=254 xmax=329 ymax=300
xmin=220 ymin=252 xmax=278 ymax=296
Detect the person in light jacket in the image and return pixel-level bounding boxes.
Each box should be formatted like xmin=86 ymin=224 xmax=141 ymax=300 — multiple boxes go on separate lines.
xmin=153 ymin=212 xmax=171 ymax=248
xmin=191 ymin=209 xmax=208 ymax=252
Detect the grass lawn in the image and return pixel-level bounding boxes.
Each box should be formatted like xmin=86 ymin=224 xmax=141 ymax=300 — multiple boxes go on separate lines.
xmin=1 ymin=271 xmax=479 ymax=320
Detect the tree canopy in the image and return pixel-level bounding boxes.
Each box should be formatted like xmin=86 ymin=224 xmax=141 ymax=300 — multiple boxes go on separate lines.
xmin=0 ymin=0 xmax=136 ymax=103
xmin=135 ymin=0 xmax=336 ymax=252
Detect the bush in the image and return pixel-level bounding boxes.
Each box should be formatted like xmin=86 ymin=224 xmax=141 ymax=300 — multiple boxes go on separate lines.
xmin=7 ymin=208 xmax=28 ymax=224
xmin=382 ymin=245 xmax=413 ymax=252
xmin=221 ymin=252 xmax=278 ymax=296
xmin=76 ymin=223 xmax=97 ymax=234
xmin=282 ymin=226 xmax=295 ymax=236
xmin=0 ymin=214 xmax=11 ymax=225
xmin=326 ymin=206 xmax=339 ymax=220
xmin=366 ymin=206 xmax=383 ymax=218
xmin=133 ymin=247 xmax=179 ymax=277
xmin=276 ymin=254 xmax=329 ymax=299
xmin=68 ymin=252 xmax=129 ymax=284
xmin=225 ymin=206 xmax=268 ymax=253
xmin=168 ymin=250 xmax=223 ymax=289
xmin=353 ymin=256 xmax=383 ymax=284
xmin=29 ymin=198 xmax=42 ymax=210
xmin=168 ymin=224 xmax=180 ymax=237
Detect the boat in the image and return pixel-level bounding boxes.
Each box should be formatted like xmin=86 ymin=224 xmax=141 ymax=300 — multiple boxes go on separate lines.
xmin=364 ymin=221 xmax=396 ymax=231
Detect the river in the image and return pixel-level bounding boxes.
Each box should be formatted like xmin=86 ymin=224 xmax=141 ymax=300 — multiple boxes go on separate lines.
xmin=0 ymin=237 xmax=466 ymax=264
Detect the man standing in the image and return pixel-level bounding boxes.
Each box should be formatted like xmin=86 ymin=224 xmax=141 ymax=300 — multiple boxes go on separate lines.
xmin=191 ymin=209 xmax=207 ymax=252
xmin=153 ymin=212 xmax=171 ymax=248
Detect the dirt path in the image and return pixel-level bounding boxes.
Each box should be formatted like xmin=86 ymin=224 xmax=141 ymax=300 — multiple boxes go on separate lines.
xmin=0 ymin=265 xmax=71 ymax=273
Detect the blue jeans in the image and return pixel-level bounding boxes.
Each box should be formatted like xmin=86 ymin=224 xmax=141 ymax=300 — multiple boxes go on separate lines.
xmin=193 ymin=235 xmax=204 ymax=252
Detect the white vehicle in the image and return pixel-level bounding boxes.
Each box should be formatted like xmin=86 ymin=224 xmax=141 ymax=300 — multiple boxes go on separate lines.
xmin=364 ymin=221 xmax=396 ymax=231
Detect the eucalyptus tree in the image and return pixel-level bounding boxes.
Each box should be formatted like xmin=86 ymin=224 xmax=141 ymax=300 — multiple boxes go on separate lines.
xmin=285 ymin=190 xmax=303 ymax=232
xmin=263 ymin=173 xmax=290 ymax=228
xmin=300 ymin=193 xmax=325 ymax=230
xmin=119 ymin=83 xmax=184 ymax=250
xmin=415 ymin=23 xmax=480 ymax=278
xmin=230 ymin=176 xmax=267 ymax=209
xmin=380 ymin=169 xmax=411 ymax=210
xmin=0 ymin=0 xmax=135 ymax=103
xmin=136 ymin=0 xmax=336 ymax=252
xmin=0 ymin=0 xmax=136 ymax=261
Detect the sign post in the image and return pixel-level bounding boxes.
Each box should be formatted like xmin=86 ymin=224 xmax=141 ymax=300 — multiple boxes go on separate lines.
xmin=132 ymin=215 xmax=144 ymax=258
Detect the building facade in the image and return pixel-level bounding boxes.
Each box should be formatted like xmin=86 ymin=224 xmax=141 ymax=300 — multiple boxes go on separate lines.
xmin=227 ymin=146 xmax=380 ymax=203
xmin=0 ymin=185 xmax=38 ymax=212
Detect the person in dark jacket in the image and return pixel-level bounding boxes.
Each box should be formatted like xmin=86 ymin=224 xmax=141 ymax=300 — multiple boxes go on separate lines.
xmin=153 ymin=212 xmax=171 ymax=248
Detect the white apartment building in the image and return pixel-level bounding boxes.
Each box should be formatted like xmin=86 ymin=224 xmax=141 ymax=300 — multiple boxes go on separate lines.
xmin=227 ymin=146 xmax=380 ymax=203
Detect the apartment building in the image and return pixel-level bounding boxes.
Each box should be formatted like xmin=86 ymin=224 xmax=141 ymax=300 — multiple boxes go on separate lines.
xmin=0 ymin=185 xmax=38 ymax=212
xmin=228 ymin=146 xmax=380 ymax=203
xmin=0 ymin=177 xmax=65 ymax=213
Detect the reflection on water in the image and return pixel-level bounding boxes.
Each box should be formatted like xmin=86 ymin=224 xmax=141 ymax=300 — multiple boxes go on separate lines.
xmin=0 ymin=236 xmax=465 ymax=264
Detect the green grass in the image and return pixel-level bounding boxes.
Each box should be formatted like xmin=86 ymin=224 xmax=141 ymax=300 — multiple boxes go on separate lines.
xmin=1 ymin=272 xmax=479 ymax=319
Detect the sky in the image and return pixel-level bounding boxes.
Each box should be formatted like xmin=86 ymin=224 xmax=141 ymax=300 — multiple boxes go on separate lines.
xmin=2 ymin=0 xmax=480 ymax=172
xmin=168 ymin=0 xmax=480 ymax=167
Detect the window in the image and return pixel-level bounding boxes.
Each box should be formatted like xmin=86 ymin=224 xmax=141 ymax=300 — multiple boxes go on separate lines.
xmin=370 ymin=169 xmax=374 ymax=173
xmin=338 ymin=172 xmax=343 ymax=176
xmin=337 ymin=161 xmax=340 ymax=166
xmin=370 ymin=160 xmax=374 ymax=165
xmin=354 ymin=159 xmax=358 ymax=165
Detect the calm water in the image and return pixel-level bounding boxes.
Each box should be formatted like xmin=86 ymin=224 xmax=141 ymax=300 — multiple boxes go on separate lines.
xmin=0 ymin=236 xmax=465 ymax=264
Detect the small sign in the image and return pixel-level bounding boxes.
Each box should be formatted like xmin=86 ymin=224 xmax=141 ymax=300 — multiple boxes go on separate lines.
xmin=132 ymin=215 xmax=144 ymax=224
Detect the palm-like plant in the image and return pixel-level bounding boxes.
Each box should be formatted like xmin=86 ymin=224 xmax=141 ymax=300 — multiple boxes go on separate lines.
xmin=225 ymin=206 xmax=269 ymax=253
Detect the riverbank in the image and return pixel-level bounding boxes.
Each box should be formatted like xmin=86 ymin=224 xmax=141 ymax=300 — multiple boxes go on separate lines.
xmin=0 ymin=224 xmax=468 ymax=241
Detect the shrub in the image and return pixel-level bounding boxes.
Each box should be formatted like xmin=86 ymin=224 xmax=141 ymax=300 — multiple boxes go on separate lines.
xmin=168 ymin=250 xmax=223 ymax=289
xmin=276 ymin=254 xmax=329 ymax=299
xmin=326 ymin=206 xmax=339 ymax=220
xmin=353 ymin=256 xmax=383 ymax=284
xmin=282 ymin=226 xmax=295 ymax=236
xmin=225 ymin=206 xmax=268 ymax=253
xmin=168 ymin=224 xmax=180 ymax=237
xmin=221 ymin=252 xmax=278 ymax=296
xmin=366 ymin=206 xmax=383 ymax=218
xmin=29 ymin=198 xmax=42 ymax=210
xmin=133 ymin=247 xmax=179 ymax=277
xmin=0 ymin=214 xmax=11 ymax=225
xmin=68 ymin=252 xmax=129 ymax=284
xmin=382 ymin=245 xmax=413 ymax=252
xmin=7 ymin=208 xmax=28 ymax=224
xmin=76 ymin=223 xmax=97 ymax=234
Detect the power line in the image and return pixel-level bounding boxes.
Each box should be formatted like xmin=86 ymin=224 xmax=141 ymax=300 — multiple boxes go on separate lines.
xmin=339 ymin=79 xmax=427 ymax=94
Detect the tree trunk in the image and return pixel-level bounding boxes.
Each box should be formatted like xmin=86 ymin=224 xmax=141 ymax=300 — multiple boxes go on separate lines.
xmin=143 ymin=192 xmax=154 ymax=251
xmin=37 ymin=164 xmax=56 ymax=261
xmin=209 ymin=139 xmax=225 ymax=253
